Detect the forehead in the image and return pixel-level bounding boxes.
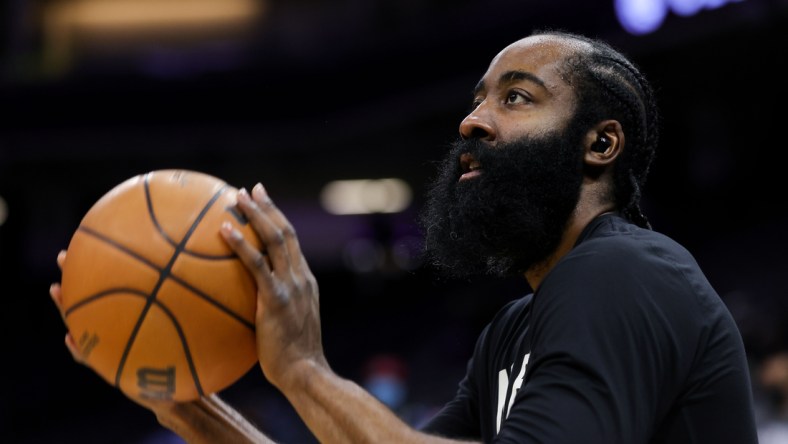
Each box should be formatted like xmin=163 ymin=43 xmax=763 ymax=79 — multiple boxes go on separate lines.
xmin=479 ymin=35 xmax=587 ymax=93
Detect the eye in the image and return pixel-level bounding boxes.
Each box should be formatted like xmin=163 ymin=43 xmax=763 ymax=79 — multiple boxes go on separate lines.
xmin=505 ymin=91 xmax=531 ymax=105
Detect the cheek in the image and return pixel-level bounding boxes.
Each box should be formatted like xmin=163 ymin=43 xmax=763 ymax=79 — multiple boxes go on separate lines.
xmin=500 ymin=113 xmax=565 ymax=142
xmin=497 ymin=114 xmax=539 ymax=142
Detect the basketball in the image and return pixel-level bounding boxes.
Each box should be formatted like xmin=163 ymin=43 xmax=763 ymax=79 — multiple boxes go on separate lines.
xmin=60 ymin=169 xmax=261 ymax=402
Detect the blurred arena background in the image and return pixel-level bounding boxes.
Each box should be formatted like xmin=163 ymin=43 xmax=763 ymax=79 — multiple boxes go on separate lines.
xmin=1 ymin=0 xmax=787 ymax=442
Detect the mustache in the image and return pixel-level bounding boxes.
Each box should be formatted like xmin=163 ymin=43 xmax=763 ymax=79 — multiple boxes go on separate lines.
xmin=450 ymin=138 xmax=498 ymax=165
xmin=445 ymin=138 xmax=520 ymax=179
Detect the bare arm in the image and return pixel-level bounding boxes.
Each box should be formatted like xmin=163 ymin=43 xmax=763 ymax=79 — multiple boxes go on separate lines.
xmin=223 ymin=184 xmax=479 ymax=444
xmin=150 ymin=393 xmax=275 ymax=444
xmin=280 ymin=360 xmax=476 ymax=444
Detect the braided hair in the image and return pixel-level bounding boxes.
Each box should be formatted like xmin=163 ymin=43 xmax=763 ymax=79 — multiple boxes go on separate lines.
xmin=533 ymin=29 xmax=660 ymax=229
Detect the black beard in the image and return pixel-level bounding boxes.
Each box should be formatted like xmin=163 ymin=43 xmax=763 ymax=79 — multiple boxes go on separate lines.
xmin=418 ymin=124 xmax=586 ymax=279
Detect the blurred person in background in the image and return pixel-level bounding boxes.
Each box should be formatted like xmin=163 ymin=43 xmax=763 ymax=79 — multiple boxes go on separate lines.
xmin=360 ymin=353 xmax=440 ymax=429
xmin=756 ymin=350 xmax=788 ymax=444
xmin=51 ymin=29 xmax=758 ymax=443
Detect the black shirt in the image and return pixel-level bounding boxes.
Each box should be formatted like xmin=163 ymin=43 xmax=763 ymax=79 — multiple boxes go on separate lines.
xmin=422 ymin=214 xmax=758 ymax=443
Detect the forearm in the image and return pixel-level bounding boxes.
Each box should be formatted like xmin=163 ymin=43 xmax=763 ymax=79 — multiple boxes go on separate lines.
xmin=152 ymin=394 xmax=276 ymax=444
xmin=278 ymin=360 xmax=476 ymax=444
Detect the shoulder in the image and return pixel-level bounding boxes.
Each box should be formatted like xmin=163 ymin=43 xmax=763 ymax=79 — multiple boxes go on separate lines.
xmin=534 ymin=214 xmax=722 ymax=336
xmin=574 ymin=215 xmax=694 ymax=266
xmin=468 ymin=293 xmax=534 ymax=372
xmin=551 ymin=215 xmax=703 ymax=291
xmin=479 ymin=294 xmax=534 ymax=344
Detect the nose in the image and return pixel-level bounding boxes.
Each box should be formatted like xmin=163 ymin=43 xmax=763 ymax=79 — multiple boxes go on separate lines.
xmin=459 ymin=104 xmax=496 ymax=141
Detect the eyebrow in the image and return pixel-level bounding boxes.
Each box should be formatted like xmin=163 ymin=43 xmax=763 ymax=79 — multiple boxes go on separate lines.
xmin=472 ymin=70 xmax=548 ymax=96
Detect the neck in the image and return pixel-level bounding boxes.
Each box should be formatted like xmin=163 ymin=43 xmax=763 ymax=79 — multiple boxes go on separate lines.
xmin=524 ymin=191 xmax=615 ymax=290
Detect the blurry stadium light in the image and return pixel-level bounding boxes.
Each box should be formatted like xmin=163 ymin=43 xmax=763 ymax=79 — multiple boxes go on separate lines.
xmin=320 ymin=179 xmax=412 ymax=215
xmin=42 ymin=0 xmax=265 ymax=73
xmin=46 ymin=0 xmax=262 ymax=30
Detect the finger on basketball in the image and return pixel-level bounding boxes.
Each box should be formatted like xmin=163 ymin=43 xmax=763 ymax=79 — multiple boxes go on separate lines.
xmin=236 ymin=187 xmax=291 ymax=273
xmin=57 ymin=250 xmax=66 ymax=270
xmin=221 ymin=222 xmax=275 ymax=290
xmin=65 ymin=333 xmax=86 ymax=365
xmin=50 ymin=283 xmax=66 ymax=322
xmin=250 ymin=183 xmax=305 ymax=264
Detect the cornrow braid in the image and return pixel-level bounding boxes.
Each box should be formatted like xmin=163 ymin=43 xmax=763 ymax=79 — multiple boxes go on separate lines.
xmin=533 ymin=29 xmax=661 ymax=229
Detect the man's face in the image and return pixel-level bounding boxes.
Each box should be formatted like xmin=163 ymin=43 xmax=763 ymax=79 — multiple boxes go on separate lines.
xmin=419 ymin=36 xmax=589 ymax=278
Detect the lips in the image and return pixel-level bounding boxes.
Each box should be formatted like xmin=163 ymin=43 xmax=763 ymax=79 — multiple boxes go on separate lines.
xmin=459 ymin=152 xmax=482 ymax=181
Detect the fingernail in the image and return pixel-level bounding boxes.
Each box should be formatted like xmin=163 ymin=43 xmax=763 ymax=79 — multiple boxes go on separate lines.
xmin=222 ymin=221 xmax=243 ymax=240
xmin=253 ymin=183 xmax=265 ymax=195
xmin=238 ymin=187 xmax=249 ymax=200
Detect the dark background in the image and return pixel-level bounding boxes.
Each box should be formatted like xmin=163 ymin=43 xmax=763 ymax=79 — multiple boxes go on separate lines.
xmin=1 ymin=0 xmax=787 ymax=442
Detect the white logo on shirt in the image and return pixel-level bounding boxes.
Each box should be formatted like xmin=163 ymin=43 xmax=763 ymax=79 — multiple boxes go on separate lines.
xmin=496 ymin=353 xmax=530 ymax=433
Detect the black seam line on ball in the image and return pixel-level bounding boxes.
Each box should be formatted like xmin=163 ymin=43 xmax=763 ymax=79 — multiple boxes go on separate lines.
xmin=145 ymin=182 xmax=236 ymax=259
xmin=114 ymin=175 xmax=227 ymax=395
xmin=180 ymin=251 xmax=237 ymax=260
xmin=64 ymin=288 xmax=149 ymax=318
xmin=69 ymin=227 xmax=255 ymax=330
xmin=75 ymin=226 xmax=162 ymax=273
xmin=64 ymin=232 xmax=255 ymax=330
xmin=177 ymin=205 xmax=240 ymax=260
xmin=72 ymin=226 xmax=254 ymax=331
xmin=65 ymin=289 xmax=197 ymax=389
xmin=167 ymin=275 xmax=255 ymax=331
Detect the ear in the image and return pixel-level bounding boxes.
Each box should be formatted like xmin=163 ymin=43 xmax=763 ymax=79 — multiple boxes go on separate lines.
xmin=583 ymin=120 xmax=624 ymax=167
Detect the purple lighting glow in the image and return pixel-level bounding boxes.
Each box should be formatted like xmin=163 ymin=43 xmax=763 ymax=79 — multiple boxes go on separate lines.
xmin=615 ymin=0 xmax=746 ymax=35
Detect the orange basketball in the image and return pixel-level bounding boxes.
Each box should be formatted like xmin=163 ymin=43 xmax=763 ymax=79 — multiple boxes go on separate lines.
xmin=60 ymin=169 xmax=261 ymax=402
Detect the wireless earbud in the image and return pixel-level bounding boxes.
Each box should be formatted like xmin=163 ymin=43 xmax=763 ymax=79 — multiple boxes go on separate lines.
xmin=591 ymin=135 xmax=611 ymax=153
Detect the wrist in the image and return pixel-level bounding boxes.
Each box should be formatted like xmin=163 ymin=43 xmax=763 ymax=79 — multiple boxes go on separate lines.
xmin=150 ymin=402 xmax=194 ymax=432
xmin=272 ymin=356 xmax=331 ymax=393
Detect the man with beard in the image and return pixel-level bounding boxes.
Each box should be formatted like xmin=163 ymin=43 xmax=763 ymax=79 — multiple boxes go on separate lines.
xmin=50 ymin=30 xmax=758 ymax=443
